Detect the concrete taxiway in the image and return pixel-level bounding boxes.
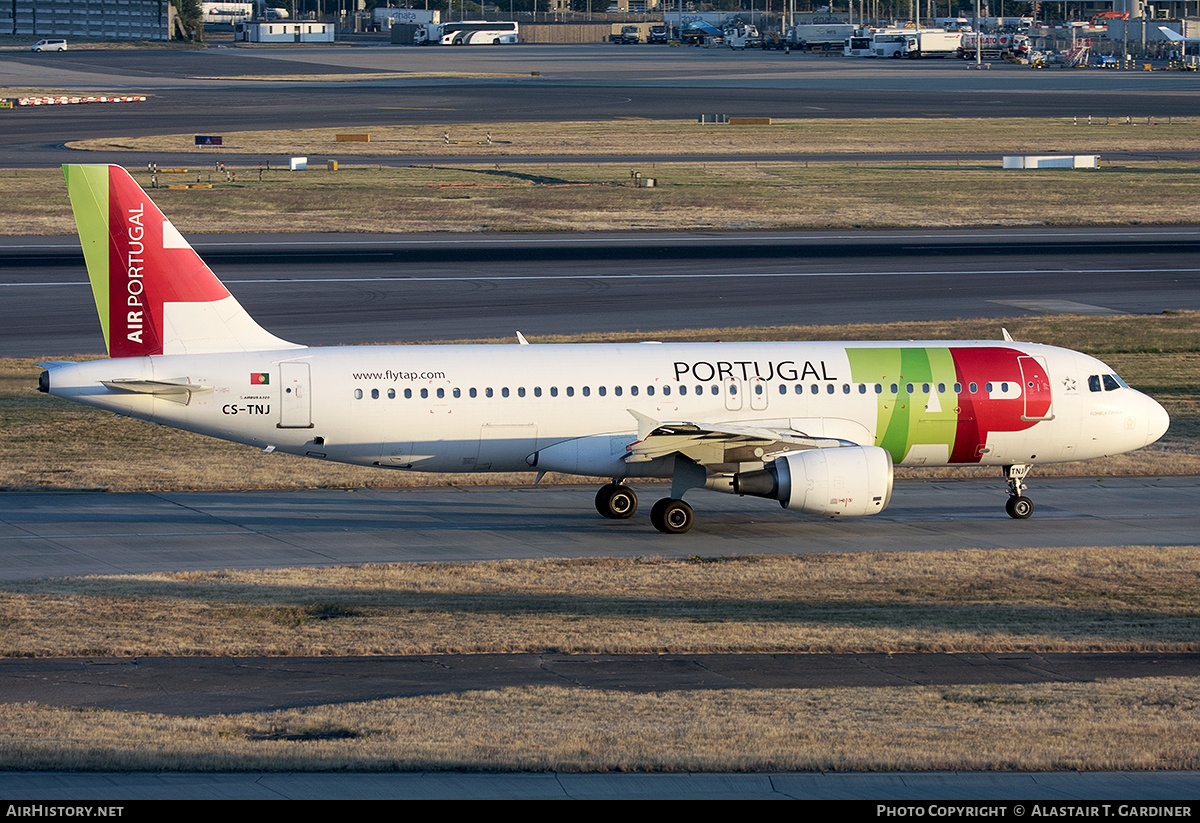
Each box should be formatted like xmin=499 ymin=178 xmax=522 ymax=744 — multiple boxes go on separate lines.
xmin=1 ymin=476 xmax=1196 ymax=580
xmin=3 ymin=769 xmax=1198 ymax=800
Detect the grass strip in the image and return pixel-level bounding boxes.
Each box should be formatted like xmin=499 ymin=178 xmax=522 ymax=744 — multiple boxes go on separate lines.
xmin=4 ymin=547 xmax=1200 ymax=657
xmin=8 ymin=157 xmax=1200 ymax=235
xmin=5 ymin=678 xmax=1200 ymax=771
xmin=64 ymin=117 xmax=1200 ymax=158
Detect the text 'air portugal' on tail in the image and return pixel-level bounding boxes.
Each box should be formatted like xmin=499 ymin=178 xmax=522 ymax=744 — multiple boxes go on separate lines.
xmin=62 ymin=164 xmax=302 ymax=357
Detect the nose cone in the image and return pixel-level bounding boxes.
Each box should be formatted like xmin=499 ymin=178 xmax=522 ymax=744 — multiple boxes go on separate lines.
xmin=1146 ymin=396 xmax=1170 ymax=446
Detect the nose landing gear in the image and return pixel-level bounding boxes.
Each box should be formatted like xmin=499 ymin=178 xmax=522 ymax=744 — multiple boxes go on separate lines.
xmin=1003 ymin=464 xmax=1034 ymax=519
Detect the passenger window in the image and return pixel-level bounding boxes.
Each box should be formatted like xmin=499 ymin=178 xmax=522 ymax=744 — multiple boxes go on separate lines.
xmin=502 ymin=388 xmax=509 ymax=398
xmin=890 ymin=383 xmax=898 ymax=395
xmin=387 ymin=388 xmax=396 ymax=399
xmin=953 ymin=383 xmax=962 ymax=393
xmin=550 ymin=387 xmax=557 ymax=397
xmin=354 ymin=389 xmax=363 ymax=399
xmin=922 ymin=383 xmax=930 ymax=393
xmin=1000 ymin=382 xmax=1008 ymax=392
xmin=405 ymin=388 xmax=413 ymax=399
xmin=875 ymin=384 xmax=883 ymax=394
xmin=420 ymin=388 xmax=428 ymax=399
xmin=662 ymin=386 xmax=670 ymax=396
xmin=755 ymin=384 xmax=763 ymax=396
xmin=533 ymin=387 xmax=541 ymax=397
xmin=371 ymin=389 xmax=379 ymax=399
xmin=469 ymin=388 xmax=477 ymax=398
xmin=729 ymin=384 xmax=737 ymax=395
xmin=906 ymin=383 xmax=914 ymax=394
xmin=647 ymin=386 xmax=655 ymax=396
xmin=436 ymin=388 xmax=444 ymax=399
xmin=938 ymin=383 xmax=946 ymax=393
xmin=518 ymin=387 xmax=526 ymax=398
xmin=599 ymin=386 xmax=606 ymax=397
xmin=985 ymin=383 xmax=993 ymax=393
xmin=630 ymin=386 xmax=638 ymax=396
xmin=711 ymin=385 xmax=719 ymax=396
xmin=826 ymin=384 xmax=834 ymax=394
xmin=486 ymin=388 xmax=494 ymax=398
xmin=583 ymin=386 xmax=590 ymax=397
xmin=858 ymin=384 xmax=867 ymax=394
xmin=453 ymin=388 xmax=461 ymax=398
xmin=810 ymin=385 xmax=819 ymax=395
xmin=969 ymin=383 xmax=978 ymax=393
xmin=614 ymin=386 xmax=623 ymax=397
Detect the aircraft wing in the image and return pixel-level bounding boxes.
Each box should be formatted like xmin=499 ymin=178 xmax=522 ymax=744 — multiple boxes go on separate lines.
xmin=624 ymin=409 xmax=851 ymax=466
xmin=1158 ymin=26 xmax=1190 ymax=41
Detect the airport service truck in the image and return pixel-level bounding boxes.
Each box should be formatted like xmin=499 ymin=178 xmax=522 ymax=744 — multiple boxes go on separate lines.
xmin=415 ymin=20 xmax=519 ymax=45
xmin=787 ymin=23 xmax=855 ymax=51
xmin=724 ymin=23 xmax=762 ymax=49
xmin=610 ymin=22 xmax=655 ymax=43
xmin=959 ymin=31 xmax=1031 ymax=58
xmin=899 ymin=29 xmax=963 ymax=57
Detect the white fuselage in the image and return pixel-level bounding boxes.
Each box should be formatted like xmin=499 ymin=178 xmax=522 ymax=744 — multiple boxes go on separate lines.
xmin=45 ymin=340 xmax=1168 ymax=480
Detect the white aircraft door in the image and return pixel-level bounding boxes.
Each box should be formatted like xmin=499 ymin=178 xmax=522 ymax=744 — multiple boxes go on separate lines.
xmin=278 ymin=362 xmax=313 ymax=428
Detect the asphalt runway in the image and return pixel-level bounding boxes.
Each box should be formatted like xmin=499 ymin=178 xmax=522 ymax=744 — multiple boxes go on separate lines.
xmin=4 ymin=45 xmax=1200 ymax=167
xmin=5 ymin=653 xmax=1200 ymax=716
xmin=3 ymin=477 xmax=1196 ymax=580
xmin=4 ymin=227 xmax=1198 ymax=356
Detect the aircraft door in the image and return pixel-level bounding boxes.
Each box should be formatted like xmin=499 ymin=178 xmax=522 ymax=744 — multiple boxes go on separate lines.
xmin=278 ymin=362 xmax=313 ymax=428
xmin=1018 ymin=356 xmax=1054 ymax=421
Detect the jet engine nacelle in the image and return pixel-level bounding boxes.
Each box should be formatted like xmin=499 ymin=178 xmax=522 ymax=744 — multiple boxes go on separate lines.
xmin=733 ymin=446 xmax=893 ymax=517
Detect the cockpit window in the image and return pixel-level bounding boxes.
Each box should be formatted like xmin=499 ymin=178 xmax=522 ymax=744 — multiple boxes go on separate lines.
xmin=1091 ymin=373 xmax=1128 ymax=391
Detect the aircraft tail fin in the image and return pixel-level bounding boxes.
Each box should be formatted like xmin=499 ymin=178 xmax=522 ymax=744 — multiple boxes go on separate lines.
xmin=62 ymin=164 xmax=303 ymax=358
xmin=1159 ymin=26 xmax=1185 ymax=41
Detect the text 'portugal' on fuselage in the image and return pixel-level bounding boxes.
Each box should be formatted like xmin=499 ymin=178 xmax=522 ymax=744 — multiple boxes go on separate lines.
xmin=39 ymin=165 xmax=1170 ymax=534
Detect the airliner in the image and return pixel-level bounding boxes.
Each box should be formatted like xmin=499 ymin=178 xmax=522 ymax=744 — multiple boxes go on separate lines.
xmin=38 ymin=165 xmax=1170 ymax=533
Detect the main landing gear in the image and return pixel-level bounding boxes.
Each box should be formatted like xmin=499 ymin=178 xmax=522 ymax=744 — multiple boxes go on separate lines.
xmin=1003 ymin=463 xmax=1034 ymax=519
xmin=595 ymin=482 xmax=638 ymax=519
xmin=594 ymin=482 xmax=696 ymax=534
xmin=650 ymin=497 xmax=694 ymax=534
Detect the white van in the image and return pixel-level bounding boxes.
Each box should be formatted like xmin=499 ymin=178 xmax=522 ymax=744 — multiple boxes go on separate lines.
xmin=31 ymin=39 xmax=68 ymax=52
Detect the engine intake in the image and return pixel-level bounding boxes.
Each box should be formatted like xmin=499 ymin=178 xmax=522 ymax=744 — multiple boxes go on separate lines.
xmin=734 ymin=446 xmax=893 ymax=517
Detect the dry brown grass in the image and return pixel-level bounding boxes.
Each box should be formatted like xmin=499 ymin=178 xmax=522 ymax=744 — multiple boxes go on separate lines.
xmin=5 ymin=678 xmax=1200 ymax=771
xmin=8 ymin=158 xmax=1200 ymax=235
xmin=4 ymin=546 xmax=1200 ymax=657
xmin=65 ymin=117 xmax=1200 ymax=158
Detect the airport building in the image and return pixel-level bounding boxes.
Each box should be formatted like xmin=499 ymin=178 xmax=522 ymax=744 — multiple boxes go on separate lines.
xmin=4 ymin=0 xmax=172 ymax=40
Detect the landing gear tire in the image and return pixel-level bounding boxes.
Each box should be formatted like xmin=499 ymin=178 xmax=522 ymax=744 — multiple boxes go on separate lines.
xmin=650 ymin=498 xmax=694 ymax=534
xmin=595 ymin=483 xmax=637 ymax=519
xmin=1006 ymin=496 xmax=1034 ymax=520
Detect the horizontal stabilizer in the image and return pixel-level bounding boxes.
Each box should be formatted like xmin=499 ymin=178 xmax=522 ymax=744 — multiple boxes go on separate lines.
xmin=101 ymin=377 xmax=212 ymax=405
